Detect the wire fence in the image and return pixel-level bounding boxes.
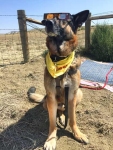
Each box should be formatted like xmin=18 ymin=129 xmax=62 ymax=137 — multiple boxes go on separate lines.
xmin=0 ymin=13 xmax=113 ymax=66
xmin=0 ymin=29 xmax=47 ymax=66
xmin=0 ymin=13 xmax=113 ymax=150
xmin=0 ymin=15 xmax=86 ymax=66
xmin=0 ymin=30 xmax=86 ymax=66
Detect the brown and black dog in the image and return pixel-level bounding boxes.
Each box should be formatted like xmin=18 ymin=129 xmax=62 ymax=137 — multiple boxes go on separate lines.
xmin=27 ymin=10 xmax=89 ymax=150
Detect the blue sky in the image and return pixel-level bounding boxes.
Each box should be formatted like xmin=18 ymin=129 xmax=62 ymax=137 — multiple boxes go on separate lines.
xmin=0 ymin=0 xmax=113 ymax=33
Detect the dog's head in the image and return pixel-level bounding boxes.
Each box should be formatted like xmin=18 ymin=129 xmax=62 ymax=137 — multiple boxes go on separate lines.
xmin=42 ymin=10 xmax=89 ymax=40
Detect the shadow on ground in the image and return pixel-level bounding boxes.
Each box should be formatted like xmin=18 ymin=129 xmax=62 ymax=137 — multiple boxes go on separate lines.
xmin=0 ymin=102 xmax=75 ymax=150
xmin=0 ymin=104 xmax=49 ymax=150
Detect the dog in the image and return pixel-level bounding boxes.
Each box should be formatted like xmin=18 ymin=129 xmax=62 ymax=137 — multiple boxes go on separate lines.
xmin=27 ymin=10 xmax=89 ymax=150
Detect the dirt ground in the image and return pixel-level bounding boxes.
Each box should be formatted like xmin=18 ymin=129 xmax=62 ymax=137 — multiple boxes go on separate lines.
xmin=0 ymin=56 xmax=113 ymax=150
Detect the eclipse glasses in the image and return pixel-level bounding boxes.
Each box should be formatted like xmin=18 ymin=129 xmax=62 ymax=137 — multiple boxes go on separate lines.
xmin=44 ymin=13 xmax=71 ymax=20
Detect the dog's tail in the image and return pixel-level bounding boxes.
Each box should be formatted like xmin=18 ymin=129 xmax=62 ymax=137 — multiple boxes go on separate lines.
xmin=27 ymin=87 xmax=45 ymax=103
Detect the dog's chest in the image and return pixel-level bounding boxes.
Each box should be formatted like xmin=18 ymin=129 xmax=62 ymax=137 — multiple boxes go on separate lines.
xmin=55 ymin=73 xmax=78 ymax=103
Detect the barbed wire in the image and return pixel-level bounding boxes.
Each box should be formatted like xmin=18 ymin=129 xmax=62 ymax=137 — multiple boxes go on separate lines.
xmin=26 ymin=22 xmax=46 ymax=35
xmin=0 ymin=29 xmax=19 ymax=30
xmin=0 ymin=15 xmax=43 ymax=17
xmin=0 ymin=12 xmax=113 ymax=34
xmin=1 ymin=11 xmax=113 ymax=17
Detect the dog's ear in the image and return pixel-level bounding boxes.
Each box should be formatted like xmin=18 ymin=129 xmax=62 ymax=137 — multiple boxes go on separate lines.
xmin=71 ymin=10 xmax=89 ymax=33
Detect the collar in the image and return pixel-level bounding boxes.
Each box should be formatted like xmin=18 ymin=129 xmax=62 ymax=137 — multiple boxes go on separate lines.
xmin=50 ymin=55 xmax=68 ymax=62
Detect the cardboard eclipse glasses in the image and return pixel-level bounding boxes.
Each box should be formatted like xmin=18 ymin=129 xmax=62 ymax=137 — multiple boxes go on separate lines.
xmin=44 ymin=13 xmax=71 ymax=20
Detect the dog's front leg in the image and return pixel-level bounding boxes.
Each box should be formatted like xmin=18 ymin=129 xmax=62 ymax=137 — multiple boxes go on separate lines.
xmin=68 ymin=91 xmax=89 ymax=144
xmin=44 ymin=94 xmax=57 ymax=150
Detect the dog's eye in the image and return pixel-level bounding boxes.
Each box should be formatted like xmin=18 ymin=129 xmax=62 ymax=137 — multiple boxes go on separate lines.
xmin=62 ymin=20 xmax=67 ymax=25
xmin=59 ymin=20 xmax=67 ymax=28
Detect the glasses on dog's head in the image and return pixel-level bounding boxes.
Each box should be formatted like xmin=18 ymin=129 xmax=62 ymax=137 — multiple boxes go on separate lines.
xmin=44 ymin=13 xmax=71 ymax=20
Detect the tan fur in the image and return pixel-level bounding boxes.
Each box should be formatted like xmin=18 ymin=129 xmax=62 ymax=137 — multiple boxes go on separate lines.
xmin=28 ymin=11 xmax=89 ymax=150
xmin=46 ymin=34 xmax=78 ymax=56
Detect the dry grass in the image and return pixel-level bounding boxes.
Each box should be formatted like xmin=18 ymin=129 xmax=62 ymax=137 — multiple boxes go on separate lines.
xmin=0 ymin=92 xmax=48 ymax=150
xmin=0 ymin=30 xmax=47 ymax=66
xmin=0 ymin=29 xmax=85 ymax=66
xmin=1 ymin=28 xmax=112 ymax=150
xmin=0 ymin=59 xmax=47 ymax=150
xmin=0 ymin=59 xmax=113 ymax=150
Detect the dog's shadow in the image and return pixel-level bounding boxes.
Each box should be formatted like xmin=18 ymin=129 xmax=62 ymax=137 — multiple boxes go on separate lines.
xmin=0 ymin=103 xmax=74 ymax=150
xmin=0 ymin=103 xmax=48 ymax=150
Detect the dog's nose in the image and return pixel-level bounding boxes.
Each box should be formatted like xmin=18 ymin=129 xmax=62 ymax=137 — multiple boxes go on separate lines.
xmin=42 ymin=20 xmax=53 ymax=26
xmin=45 ymin=20 xmax=53 ymax=28
xmin=42 ymin=20 xmax=54 ymax=30
xmin=42 ymin=19 xmax=59 ymax=35
xmin=44 ymin=20 xmax=54 ymax=33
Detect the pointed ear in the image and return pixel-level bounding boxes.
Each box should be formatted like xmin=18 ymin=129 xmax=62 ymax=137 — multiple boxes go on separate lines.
xmin=72 ymin=10 xmax=89 ymax=32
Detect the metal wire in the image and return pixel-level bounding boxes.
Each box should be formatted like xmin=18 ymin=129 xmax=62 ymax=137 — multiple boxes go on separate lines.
xmin=0 ymin=15 xmax=43 ymax=17
xmin=26 ymin=22 xmax=47 ymax=35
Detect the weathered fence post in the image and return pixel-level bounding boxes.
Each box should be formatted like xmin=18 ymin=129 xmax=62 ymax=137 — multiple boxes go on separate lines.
xmin=17 ymin=10 xmax=29 ymax=63
xmin=85 ymin=12 xmax=91 ymax=50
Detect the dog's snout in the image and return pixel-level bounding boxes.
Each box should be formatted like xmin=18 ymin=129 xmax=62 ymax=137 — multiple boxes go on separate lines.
xmin=42 ymin=19 xmax=59 ymax=36
xmin=44 ymin=20 xmax=56 ymax=35
xmin=41 ymin=20 xmax=46 ymax=25
xmin=45 ymin=20 xmax=53 ymax=27
xmin=42 ymin=20 xmax=53 ymax=26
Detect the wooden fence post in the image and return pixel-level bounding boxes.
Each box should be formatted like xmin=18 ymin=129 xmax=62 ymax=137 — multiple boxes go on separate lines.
xmin=85 ymin=12 xmax=91 ymax=50
xmin=17 ymin=10 xmax=29 ymax=63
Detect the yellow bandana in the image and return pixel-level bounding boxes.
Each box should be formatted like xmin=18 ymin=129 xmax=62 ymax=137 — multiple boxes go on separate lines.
xmin=46 ymin=51 xmax=75 ymax=78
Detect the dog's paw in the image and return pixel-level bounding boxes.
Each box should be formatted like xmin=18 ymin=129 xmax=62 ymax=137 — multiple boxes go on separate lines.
xmin=27 ymin=86 xmax=36 ymax=102
xmin=73 ymin=128 xmax=89 ymax=144
xmin=59 ymin=114 xmax=65 ymax=125
xmin=27 ymin=86 xmax=36 ymax=96
xmin=73 ymin=132 xmax=89 ymax=144
xmin=44 ymin=138 xmax=56 ymax=150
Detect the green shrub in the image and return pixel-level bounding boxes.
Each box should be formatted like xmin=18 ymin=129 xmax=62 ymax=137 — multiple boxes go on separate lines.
xmin=90 ymin=24 xmax=113 ymax=62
